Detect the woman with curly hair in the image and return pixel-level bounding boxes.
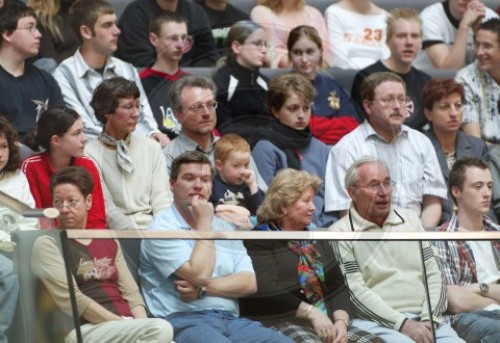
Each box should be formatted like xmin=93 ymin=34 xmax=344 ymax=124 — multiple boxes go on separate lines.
xmin=241 ymin=168 xmax=383 ymax=343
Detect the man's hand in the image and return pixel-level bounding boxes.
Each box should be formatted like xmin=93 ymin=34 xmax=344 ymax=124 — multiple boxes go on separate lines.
xmin=191 ymin=195 xmax=214 ymax=231
xmin=150 ymin=132 xmax=170 ymax=147
xmin=400 ymin=319 xmax=433 ymax=343
xmin=174 ymin=279 xmax=199 ymax=302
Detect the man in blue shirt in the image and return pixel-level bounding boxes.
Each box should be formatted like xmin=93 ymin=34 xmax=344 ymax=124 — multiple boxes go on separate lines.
xmin=140 ymin=151 xmax=292 ymax=343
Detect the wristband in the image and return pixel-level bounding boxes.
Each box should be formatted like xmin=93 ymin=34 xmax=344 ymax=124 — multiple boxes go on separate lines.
xmin=305 ymin=304 xmax=314 ymax=318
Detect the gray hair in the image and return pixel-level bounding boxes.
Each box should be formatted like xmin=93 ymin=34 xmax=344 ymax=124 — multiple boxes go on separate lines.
xmin=344 ymin=156 xmax=390 ymax=189
xmin=169 ymin=75 xmax=217 ymax=112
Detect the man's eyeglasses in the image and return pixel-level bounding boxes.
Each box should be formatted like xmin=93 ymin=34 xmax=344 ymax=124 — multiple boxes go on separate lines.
xmin=162 ymin=34 xmax=192 ymax=44
xmin=355 ymin=180 xmax=396 ymax=192
xmin=53 ymin=198 xmax=81 ymax=209
xmin=372 ymin=96 xmax=410 ymax=107
xmin=187 ymin=101 xmax=218 ymax=113
xmin=16 ymin=23 xmax=38 ymax=34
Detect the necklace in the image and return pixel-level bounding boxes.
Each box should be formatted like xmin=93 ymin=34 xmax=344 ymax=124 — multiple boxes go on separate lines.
xmin=444 ymin=150 xmax=456 ymax=171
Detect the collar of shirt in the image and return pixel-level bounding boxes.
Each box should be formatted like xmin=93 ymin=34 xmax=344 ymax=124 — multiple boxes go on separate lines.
xmin=361 ymin=120 xmax=409 ymax=143
xmin=74 ymin=49 xmax=116 ymax=79
xmin=348 ymin=205 xmax=405 ymax=232
xmin=177 ymin=131 xmax=218 ymax=155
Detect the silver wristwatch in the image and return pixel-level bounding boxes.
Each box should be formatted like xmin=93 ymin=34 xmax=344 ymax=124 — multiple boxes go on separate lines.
xmin=479 ymin=283 xmax=489 ymax=295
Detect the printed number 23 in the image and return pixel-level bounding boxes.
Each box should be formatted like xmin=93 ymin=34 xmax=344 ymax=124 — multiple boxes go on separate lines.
xmin=364 ymin=29 xmax=382 ymax=42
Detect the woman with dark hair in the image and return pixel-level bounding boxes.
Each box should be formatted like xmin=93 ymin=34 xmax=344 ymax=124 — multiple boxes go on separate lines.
xmin=287 ymin=25 xmax=360 ymax=145
xmin=85 ymin=77 xmax=170 ymax=230
xmin=251 ymin=73 xmax=334 ymax=227
xmin=423 ymin=78 xmax=490 ymax=224
xmin=22 ymin=107 xmax=106 ymax=229
xmin=213 ymin=20 xmax=269 ymax=128
xmin=241 ymin=168 xmax=383 ymax=343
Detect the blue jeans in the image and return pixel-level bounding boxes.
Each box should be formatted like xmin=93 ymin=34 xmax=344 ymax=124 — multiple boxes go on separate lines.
xmin=0 ymin=253 xmax=18 ymax=343
xmin=166 ymin=310 xmax=293 ymax=343
xmin=453 ymin=310 xmax=500 ymax=343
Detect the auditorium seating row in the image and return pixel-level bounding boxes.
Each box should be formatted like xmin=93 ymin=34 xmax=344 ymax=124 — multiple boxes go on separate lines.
xmin=183 ymin=67 xmax=458 ymax=95
xmin=113 ymin=0 xmax=500 ymax=20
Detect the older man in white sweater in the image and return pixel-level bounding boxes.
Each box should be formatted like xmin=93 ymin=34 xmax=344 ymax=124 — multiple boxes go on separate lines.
xmin=330 ymin=157 xmax=464 ymax=343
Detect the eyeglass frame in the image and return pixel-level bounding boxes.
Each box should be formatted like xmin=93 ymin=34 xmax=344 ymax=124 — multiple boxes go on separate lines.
xmin=186 ymin=101 xmax=218 ymax=113
xmin=159 ymin=34 xmax=193 ymax=44
xmin=371 ymin=96 xmax=411 ymax=108
xmin=16 ymin=23 xmax=39 ymax=34
xmin=53 ymin=198 xmax=82 ymax=210
xmin=353 ymin=180 xmax=396 ymax=192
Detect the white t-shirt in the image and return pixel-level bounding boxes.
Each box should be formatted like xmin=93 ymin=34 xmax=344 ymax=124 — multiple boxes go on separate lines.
xmin=325 ymin=4 xmax=390 ymax=69
xmin=468 ymin=240 xmax=500 ymax=285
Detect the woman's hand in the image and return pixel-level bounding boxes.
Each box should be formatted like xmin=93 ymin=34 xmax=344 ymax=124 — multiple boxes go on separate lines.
xmin=331 ymin=319 xmax=348 ymax=343
xmin=308 ymin=307 xmax=337 ymax=343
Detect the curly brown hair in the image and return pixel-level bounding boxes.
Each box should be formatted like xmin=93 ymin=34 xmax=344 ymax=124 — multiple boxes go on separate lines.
xmin=0 ymin=116 xmax=21 ymax=172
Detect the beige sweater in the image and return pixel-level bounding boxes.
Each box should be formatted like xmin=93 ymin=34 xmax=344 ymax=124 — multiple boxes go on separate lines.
xmin=85 ymin=135 xmax=172 ymax=230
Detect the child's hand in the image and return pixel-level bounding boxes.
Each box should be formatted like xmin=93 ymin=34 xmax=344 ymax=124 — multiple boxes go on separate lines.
xmin=242 ymin=169 xmax=255 ymax=187
xmin=242 ymin=169 xmax=259 ymax=195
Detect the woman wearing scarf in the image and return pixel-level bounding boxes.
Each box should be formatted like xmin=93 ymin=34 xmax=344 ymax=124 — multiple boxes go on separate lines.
xmin=240 ymin=169 xmax=383 ymax=343
xmin=251 ymin=73 xmax=333 ymax=227
xmin=85 ymin=77 xmax=171 ymax=230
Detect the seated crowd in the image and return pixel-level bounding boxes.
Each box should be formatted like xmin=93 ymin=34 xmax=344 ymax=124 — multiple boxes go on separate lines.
xmin=0 ymin=0 xmax=500 ymax=342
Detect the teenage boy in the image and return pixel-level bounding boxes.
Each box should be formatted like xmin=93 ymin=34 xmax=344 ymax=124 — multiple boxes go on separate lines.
xmin=53 ymin=0 xmax=169 ymax=146
xmin=116 ymin=0 xmax=216 ymax=67
xmin=0 ymin=2 xmax=63 ymax=141
xmin=432 ymin=157 xmax=500 ymax=342
xmin=140 ymin=11 xmax=189 ymax=138
xmin=210 ymin=133 xmax=264 ymax=215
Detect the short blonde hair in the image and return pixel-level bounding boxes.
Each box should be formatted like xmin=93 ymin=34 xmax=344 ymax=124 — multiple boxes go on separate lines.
xmin=257 ymin=169 xmax=321 ymax=224
xmin=386 ymin=7 xmax=421 ymax=40
xmin=214 ymin=133 xmax=250 ymax=163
